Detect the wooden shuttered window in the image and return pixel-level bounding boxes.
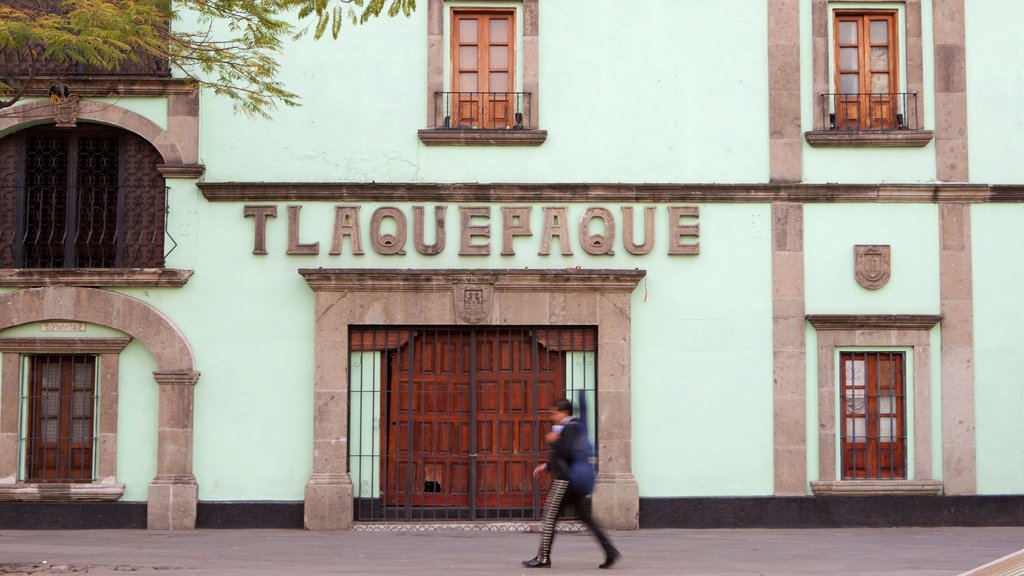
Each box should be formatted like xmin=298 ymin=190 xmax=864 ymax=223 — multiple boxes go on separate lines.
xmin=833 ymin=11 xmax=899 ymax=129
xmin=840 ymin=352 xmax=906 ymax=480
xmin=27 ymin=355 xmax=97 ymax=482
xmin=451 ymin=10 xmax=516 ymax=129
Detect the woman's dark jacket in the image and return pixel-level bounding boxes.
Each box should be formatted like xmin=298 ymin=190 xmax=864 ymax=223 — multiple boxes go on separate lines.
xmin=547 ymin=418 xmax=582 ymax=481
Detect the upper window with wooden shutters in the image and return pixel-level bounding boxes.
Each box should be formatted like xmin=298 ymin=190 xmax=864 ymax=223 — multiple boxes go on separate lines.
xmin=806 ymin=1 xmax=933 ymax=147
xmin=420 ymin=0 xmax=545 ymax=146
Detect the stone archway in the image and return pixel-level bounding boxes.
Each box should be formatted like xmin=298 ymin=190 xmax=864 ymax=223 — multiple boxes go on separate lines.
xmin=0 ymin=286 xmax=200 ymax=529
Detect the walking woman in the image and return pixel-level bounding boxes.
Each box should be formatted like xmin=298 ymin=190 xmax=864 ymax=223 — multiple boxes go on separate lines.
xmin=522 ymin=398 xmax=620 ymax=569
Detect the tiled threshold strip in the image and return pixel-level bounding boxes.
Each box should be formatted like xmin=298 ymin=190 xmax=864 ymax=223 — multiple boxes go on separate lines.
xmin=352 ymin=521 xmax=588 ymax=533
xmin=961 ymin=548 xmax=1024 ymax=576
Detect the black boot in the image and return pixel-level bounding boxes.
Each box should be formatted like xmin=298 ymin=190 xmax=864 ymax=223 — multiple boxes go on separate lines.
xmin=522 ymin=556 xmax=551 ymax=568
xmin=599 ymin=547 xmax=620 ymax=569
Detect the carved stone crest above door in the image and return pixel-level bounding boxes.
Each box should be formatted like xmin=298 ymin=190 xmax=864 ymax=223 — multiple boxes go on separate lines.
xmin=854 ymin=245 xmax=891 ymax=290
xmin=454 ymin=282 xmax=495 ymax=323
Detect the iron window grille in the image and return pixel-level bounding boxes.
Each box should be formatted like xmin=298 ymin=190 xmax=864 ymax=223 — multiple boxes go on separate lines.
xmin=349 ymin=326 xmax=597 ymax=522
xmin=4 ymin=129 xmax=168 ymax=269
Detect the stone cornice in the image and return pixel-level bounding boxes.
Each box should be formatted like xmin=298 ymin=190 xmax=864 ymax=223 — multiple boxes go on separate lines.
xmin=417 ymin=129 xmax=548 ymax=146
xmin=805 ymin=130 xmax=935 ymax=148
xmin=299 ymin=268 xmax=647 ymax=293
xmin=199 ymin=182 xmax=1003 ymax=203
xmin=152 ymin=371 xmax=201 ymax=386
xmin=158 ymin=164 xmax=206 ymax=179
xmin=0 ymin=76 xmax=194 ymax=97
xmin=0 ymin=338 xmax=132 ymax=354
xmin=806 ymin=314 xmax=943 ymax=331
xmin=0 ymin=268 xmax=194 ymax=288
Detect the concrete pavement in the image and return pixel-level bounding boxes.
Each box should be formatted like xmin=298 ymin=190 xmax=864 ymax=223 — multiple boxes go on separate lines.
xmin=0 ymin=527 xmax=1023 ymax=575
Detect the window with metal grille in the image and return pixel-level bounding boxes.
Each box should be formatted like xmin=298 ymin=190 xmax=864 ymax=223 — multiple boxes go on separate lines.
xmin=349 ymin=326 xmax=596 ymax=522
xmin=23 ymin=355 xmax=97 ymax=483
xmin=840 ymin=351 xmax=906 ymax=480
xmin=0 ymin=126 xmax=166 ymax=269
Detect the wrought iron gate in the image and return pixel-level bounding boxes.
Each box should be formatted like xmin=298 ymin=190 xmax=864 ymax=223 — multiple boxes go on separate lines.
xmin=349 ymin=326 xmax=597 ymax=522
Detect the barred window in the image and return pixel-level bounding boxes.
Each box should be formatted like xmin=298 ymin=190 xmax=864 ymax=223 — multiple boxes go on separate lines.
xmin=0 ymin=126 xmax=166 ymax=269
xmin=841 ymin=351 xmax=906 ymax=480
xmin=25 ymin=355 xmax=97 ymax=483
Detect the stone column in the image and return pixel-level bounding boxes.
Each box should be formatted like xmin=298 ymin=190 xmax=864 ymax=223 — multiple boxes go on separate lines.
xmin=148 ymin=370 xmax=200 ymax=530
xmin=0 ymin=353 xmax=20 ymax=483
xmin=768 ymin=0 xmax=802 ymax=182
xmin=939 ymin=203 xmax=976 ymax=494
xmin=772 ymin=203 xmax=806 ymax=494
xmin=933 ymin=0 xmax=969 ymax=182
xmin=591 ymin=290 xmax=639 ymax=530
xmin=304 ymin=291 xmax=354 ymax=530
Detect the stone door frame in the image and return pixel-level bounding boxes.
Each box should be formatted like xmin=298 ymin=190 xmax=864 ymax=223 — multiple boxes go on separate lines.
xmin=299 ymin=268 xmax=646 ymax=530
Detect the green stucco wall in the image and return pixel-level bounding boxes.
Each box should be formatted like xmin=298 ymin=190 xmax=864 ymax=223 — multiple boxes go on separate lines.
xmin=966 ymin=2 xmax=1024 ymax=184
xmin=971 ymin=205 xmax=1024 ymax=494
xmin=197 ymin=0 xmax=769 ymax=184
xmin=804 ymin=204 xmax=940 ymax=315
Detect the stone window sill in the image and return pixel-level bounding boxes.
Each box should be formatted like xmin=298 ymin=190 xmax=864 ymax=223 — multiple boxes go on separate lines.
xmin=810 ymin=480 xmax=943 ymax=496
xmin=0 ymin=482 xmax=125 ymax=501
xmin=805 ymin=130 xmax=934 ymax=148
xmin=418 ymin=129 xmax=548 ymax=147
xmin=0 ymin=268 xmax=194 ymax=288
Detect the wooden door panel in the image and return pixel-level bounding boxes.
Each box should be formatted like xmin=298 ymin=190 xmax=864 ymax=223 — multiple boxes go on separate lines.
xmin=383 ymin=329 xmax=578 ymax=512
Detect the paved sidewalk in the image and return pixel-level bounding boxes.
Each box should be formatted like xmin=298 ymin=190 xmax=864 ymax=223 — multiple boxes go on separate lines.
xmin=0 ymin=527 xmax=1022 ymax=575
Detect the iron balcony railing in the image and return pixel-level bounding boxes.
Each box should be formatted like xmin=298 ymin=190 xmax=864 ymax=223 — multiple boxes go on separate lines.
xmin=820 ymin=92 xmax=919 ymax=131
xmin=3 ymin=185 xmax=168 ymax=269
xmin=432 ymin=91 xmax=534 ymax=130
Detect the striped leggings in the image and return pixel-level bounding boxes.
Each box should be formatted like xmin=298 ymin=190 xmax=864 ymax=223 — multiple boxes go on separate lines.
xmin=535 ymin=479 xmax=569 ymax=562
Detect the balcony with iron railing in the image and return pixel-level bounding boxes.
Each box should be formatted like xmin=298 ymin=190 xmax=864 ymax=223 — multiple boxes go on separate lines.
xmin=805 ymin=92 xmax=934 ymax=147
xmin=418 ymin=91 xmax=547 ymax=146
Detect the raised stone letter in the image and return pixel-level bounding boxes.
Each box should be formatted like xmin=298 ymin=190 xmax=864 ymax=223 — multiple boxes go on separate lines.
xmin=460 ymin=206 xmax=491 ymax=256
xmin=243 ymin=205 xmax=278 ymax=255
xmin=501 ymin=206 xmax=533 ymax=256
xmin=330 ymin=206 xmax=365 ymax=255
xmin=539 ymin=207 xmax=573 ymax=256
xmin=369 ymin=207 xmax=408 ymax=255
xmin=622 ymin=206 xmax=656 ymax=255
xmin=413 ymin=206 xmax=447 ymax=255
xmin=668 ymin=206 xmax=700 ymax=255
xmin=287 ymin=205 xmax=320 ymax=255
xmin=579 ymin=207 xmax=616 ymax=256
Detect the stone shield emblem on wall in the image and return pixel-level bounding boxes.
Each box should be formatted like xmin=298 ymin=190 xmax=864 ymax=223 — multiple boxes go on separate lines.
xmin=455 ymin=283 xmax=494 ymax=324
xmin=854 ymin=245 xmax=891 ymax=290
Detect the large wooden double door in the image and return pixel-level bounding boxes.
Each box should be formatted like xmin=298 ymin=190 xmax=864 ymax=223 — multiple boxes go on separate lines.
xmin=382 ymin=329 xmax=575 ymax=514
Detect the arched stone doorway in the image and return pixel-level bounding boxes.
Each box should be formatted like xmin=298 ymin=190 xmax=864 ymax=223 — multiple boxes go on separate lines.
xmin=0 ymin=286 xmax=200 ymax=529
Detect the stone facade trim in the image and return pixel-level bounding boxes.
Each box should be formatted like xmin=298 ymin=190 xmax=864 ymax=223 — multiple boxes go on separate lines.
xmin=0 ymin=482 xmax=126 ymax=501
xmin=809 ymin=480 xmax=943 ymax=496
xmin=299 ymin=268 xmax=645 ymax=531
xmin=805 ymin=130 xmax=935 ymax=148
xmin=198 ymin=182 xmax=1008 ymax=203
xmin=157 ymin=164 xmax=206 ymax=179
xmin=0 ymin=269 xmax=194 ymax=288
xmin=417 ymin=129 xmax=548 ymax=146
xmin=0 ymin=287 xmax=199 ymax=529
xmin=0 ymin=77 xmax=195 ymax=97
xmin=811 ymin=321 xmax=938 ymax=487
xmin=806 ymin=314 xmax=942 ymax=331
xmin=0 ymin=338 xmax=131 ymax=354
